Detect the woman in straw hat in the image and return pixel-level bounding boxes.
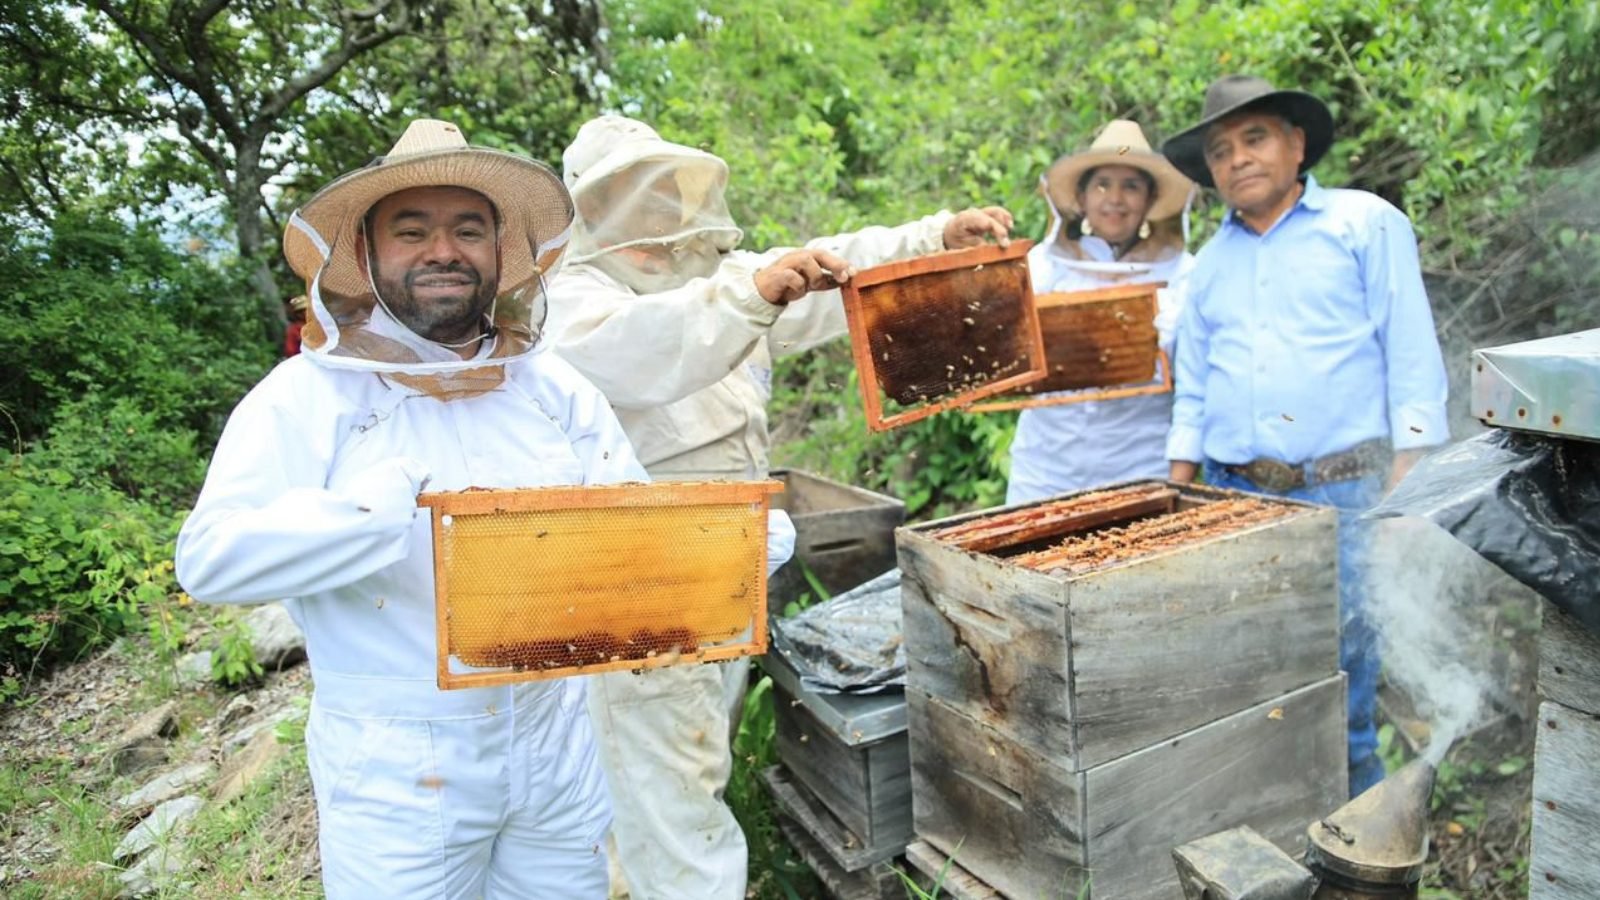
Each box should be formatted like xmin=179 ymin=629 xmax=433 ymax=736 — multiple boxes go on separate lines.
xmin=177 ymin=119 xmax=795 ymax=899
xmin=1005 ymin=119 xmax=1197 ymax=503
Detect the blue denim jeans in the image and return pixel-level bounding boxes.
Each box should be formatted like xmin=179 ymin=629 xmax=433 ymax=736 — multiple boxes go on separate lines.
xmin=1202 ymin=462 xmax=1385 ymax=798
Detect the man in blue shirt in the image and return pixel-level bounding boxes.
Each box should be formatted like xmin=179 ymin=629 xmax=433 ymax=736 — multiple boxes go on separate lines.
xmin=1161 ymin=76 xmax=1449 ymax=796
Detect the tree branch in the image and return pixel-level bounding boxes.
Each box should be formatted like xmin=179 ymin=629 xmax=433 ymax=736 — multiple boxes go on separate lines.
xmin=0 ymin=157 xmax=50 ymax=221
xmin=253 ymin=0 xmax=420 ymax=126
xmin=85 ymin=0 xmax=247 ymax=146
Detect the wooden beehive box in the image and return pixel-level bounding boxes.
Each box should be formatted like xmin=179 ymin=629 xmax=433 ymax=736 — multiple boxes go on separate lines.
xmin=897 ymin=480 xmax=1346 ymax=897
xmin=767 ymin=469 xmax=906 ymax=612
xmin=418 ymin=480 xmax=781 ymax=689
xmin=969 ymin=282 xmax=1169 ymax=413
xmin=1529 ymin=599 xmax=1600 ymax=899
xmin=842 ymin=241 xmax=1048 ymax=431
xmin=908 ymin=677 xmax=1347 ymax=900
xmin=761 ymin=648 xmax=912 ymax=870
xmin=899 ymin=481 xmax=1341 ymax=767
xmin=763 ymin=766 xmax=907 ymax=900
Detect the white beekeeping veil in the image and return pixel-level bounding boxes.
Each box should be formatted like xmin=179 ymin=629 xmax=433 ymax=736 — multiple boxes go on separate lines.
xmin=281 ymin=119 xmax=574 ymax=400
xmin=561 ymin=115 xmax=743 ymax=293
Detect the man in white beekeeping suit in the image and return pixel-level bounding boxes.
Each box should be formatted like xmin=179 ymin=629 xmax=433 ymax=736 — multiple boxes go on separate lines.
xmin=547 ymin=114 xmax=1013 ymax=899
xmin=174 ymin=118 xmax=795 ymax=899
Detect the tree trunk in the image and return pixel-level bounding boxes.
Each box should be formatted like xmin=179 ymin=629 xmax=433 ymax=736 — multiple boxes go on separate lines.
xmin=232 ymin=148 xmax=287 ymax=348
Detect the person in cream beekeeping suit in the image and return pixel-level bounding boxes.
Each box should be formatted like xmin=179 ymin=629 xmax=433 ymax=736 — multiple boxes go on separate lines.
xmin=546 ymin=114 xmax=1013 ymax=899
xmin=175 ymin=118 xmax=794 ymax=899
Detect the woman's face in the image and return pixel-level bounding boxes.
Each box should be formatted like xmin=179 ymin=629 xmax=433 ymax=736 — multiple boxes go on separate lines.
xmin=1077 ymin=164 xmax=1154 ymax=245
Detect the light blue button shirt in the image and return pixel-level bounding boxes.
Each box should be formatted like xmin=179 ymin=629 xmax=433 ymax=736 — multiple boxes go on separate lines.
xmin=1166 ymin=175 xmax=1450 ymax=465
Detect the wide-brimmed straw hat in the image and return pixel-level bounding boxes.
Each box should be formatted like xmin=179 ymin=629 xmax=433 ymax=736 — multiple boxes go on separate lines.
xmin=1044 ymin=119 xmax=1195 ymax=223
xmin=283 ymin=118 xmax=573 ymax=331
xmin=1161 ymin=75 xmax=1334 ymax=188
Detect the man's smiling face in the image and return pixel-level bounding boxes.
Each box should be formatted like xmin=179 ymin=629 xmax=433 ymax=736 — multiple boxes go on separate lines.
xmin=363 ymin=185 xmax=501 ymax=344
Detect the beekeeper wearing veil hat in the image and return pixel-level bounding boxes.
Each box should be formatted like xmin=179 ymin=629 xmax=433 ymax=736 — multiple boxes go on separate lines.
xmin=175 ymin=118 xmax=795 ymax=899
xmin=1005 ymin=118 xmax=1197 ymax=504
xmin=547 ymin=114 xmax=1014 ymax=900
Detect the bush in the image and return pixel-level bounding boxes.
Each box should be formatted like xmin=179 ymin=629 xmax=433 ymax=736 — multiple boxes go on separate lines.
xmin=29 ymin=393 xmax=209 ymax=512
xmin=0 ymin=213 xmax=273 ymax=468
xmin=0 ymin=457 xmax=180 ymax=700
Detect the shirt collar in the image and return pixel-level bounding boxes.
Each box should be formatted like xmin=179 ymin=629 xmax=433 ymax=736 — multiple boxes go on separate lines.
xmin=1223 ymin=173 xmax=1324 ymax=234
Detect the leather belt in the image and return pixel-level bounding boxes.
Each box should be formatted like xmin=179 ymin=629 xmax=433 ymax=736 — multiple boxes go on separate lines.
xmin=1222 ymin=438 xmax=1391 ymax=493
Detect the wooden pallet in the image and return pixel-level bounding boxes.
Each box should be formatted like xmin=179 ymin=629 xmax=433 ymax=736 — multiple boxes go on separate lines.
xmin=903 ymin=840 xmax=1003 ymax=900
xmin=762 ymin=766 xmax=905 ymax=900
xmin=761 ymin=764 xmax=905 ymax=871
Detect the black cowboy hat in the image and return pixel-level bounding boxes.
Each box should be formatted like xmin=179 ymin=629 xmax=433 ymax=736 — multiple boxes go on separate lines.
xmin=1160 ymin=75 xmax=1334 ymax=188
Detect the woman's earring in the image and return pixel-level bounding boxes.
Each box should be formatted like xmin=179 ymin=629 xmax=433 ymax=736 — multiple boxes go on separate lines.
xmin=1080 ymin=218 xmax=1094 ymax=237
xmin=1138 ymin=220 xmax=1151 ymax=240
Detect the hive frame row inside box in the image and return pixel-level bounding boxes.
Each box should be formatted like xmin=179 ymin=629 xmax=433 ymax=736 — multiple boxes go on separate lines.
xmin=897 ymin=480 xmax=1350 ymax=899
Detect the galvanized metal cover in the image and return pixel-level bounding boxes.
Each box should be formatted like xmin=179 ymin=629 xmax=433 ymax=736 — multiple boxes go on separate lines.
xmin=1472 ymin=329 xmax=1600 ymax=441
xmin=759 ymin=646 xmax=907 ymax=746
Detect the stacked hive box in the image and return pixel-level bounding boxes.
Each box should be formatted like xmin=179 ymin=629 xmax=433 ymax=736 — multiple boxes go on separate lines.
xmin=767 ymin=468 xmax=906 ymax=612
xmin=1529 ymin=602 xmax=1600 ymax=900
xmin=898 ymin=481 xmax=1349 ymax=899
xmin=760 ymin=471 xmax=912 ymax=899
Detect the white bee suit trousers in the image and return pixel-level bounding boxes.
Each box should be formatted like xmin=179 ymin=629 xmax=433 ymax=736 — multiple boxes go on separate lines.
xmin=176 ymin=352 xmax=665 ymax=899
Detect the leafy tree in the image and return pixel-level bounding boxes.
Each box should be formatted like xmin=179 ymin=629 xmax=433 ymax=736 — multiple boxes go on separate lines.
xmin=0 ymin=0 xmax=607 ymax=343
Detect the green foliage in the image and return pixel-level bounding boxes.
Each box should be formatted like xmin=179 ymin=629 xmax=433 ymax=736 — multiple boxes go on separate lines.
xmin=0 ymin=214 xmax=271 ymax=509
xmin=604 ymin=0 xmax=1599 ymax=514
xmin=770 ymin=345 xmax=1013 ymax=519
xmin=0 ymin=459 xmax=181 ymax=700
xmin=727 ymin=675 xmax=825 ymax=900
xmin=210 ymin=614 xmax=265 ymax=688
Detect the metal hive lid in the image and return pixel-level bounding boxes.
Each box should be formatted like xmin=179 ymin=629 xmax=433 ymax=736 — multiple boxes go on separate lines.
xmin=1472 ymin=328 xmax=1600 ymax=441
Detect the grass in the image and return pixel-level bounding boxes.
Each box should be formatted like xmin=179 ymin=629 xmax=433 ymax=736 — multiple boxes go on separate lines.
xmin=726 ymin=674 xmax=826 ymax=900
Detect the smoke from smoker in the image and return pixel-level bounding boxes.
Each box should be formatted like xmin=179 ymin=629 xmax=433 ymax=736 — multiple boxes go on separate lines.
xmin=1364 ymin=520 xmax=1502 ymax=764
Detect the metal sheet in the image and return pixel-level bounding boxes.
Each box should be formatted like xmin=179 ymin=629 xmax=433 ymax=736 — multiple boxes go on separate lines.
xmin=759 ymin=648 xmax=906 ymax=746
xmin=1472 ymin=329 xmax=1600 ymax=441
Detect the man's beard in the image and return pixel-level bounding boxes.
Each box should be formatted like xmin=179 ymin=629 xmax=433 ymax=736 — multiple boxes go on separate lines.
xmin=374 ymin=262 xmax=499 ymax=344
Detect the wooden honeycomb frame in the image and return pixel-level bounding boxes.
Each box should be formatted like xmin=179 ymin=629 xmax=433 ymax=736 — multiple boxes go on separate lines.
xmin=968 ymin=282 xmax=1172 ymax=413
xmin=418 ymin=480 xmax=782 ymax=689
xmin=842 ymin=241 xmax=1048 ymax=431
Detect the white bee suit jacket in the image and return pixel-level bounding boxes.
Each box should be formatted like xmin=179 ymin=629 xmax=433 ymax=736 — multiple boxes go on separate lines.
xmin=176 ymin=351 xmax=795 ymax=900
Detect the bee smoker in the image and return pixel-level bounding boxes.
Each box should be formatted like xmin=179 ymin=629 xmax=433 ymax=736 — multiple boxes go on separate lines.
xmin=1173 ymin=758 xmax=1438 ymax=900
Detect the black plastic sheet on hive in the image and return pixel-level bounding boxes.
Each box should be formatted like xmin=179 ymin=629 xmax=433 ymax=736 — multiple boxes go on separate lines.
xmin=1369 ymin=429 xmax=1600 ymax=635
xmin=768 ymin=569 xmax=905 ymax=694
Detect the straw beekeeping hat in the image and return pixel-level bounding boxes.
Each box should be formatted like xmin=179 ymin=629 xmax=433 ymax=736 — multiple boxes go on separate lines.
xmin=281 ymin=119 xmax=575 ymax=398
xmin=1044 ymin=119 xmax=1195 ymax=222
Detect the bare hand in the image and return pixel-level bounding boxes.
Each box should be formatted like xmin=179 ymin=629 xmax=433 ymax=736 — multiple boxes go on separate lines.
xmin=1168 ymin=460 xmax=1199 ymax=483
xmin=942 ymin=206 xmax=1014 ymax=249
xmin=754 ymin=248 xmax=855 ymax=305
xmin=1385 ymin=449 xmax=1426 ymax=494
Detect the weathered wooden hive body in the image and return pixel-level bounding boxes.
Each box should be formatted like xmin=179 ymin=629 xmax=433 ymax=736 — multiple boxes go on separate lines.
xmin=898 ymin=481 xmax=1349 ymax=899
xmin=767 ymin=469 xmax=906 ymax=612
xmin=763 ymin=647 xmax=913 ymax=869
xmin=1469 ymin=329 xmax=1600 ymax=900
